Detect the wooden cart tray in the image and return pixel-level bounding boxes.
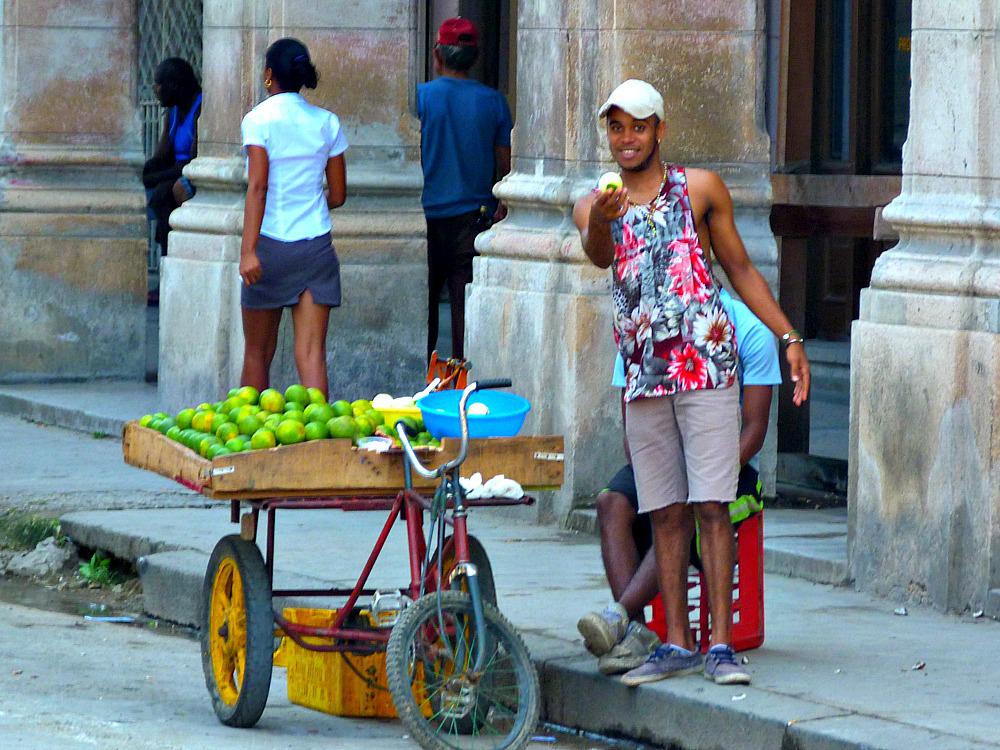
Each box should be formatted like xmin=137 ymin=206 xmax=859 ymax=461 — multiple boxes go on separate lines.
xmin=122 ymin=421 xmax=564 ymax=500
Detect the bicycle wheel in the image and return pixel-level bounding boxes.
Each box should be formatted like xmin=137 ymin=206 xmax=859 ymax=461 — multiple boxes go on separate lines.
xmin=200 ymin=534 xmax=273 ymax=727
xmin=386 ymin=591 xmax=539 ymax=750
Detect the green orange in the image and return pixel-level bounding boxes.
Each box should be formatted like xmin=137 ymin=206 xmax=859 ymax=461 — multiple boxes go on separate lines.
xmin=354 ymin=415 xmax=375 ymax=438
xmin=304 ymin=421 xmax=330 ymax=441
xmin=327 ymin=416 xmax=357 ymax=440
xmin=275 ymin=419 xmax=306 ymax=445
xmin=216 ymin=422 xmax=240 ymax=442
xmin=306 ymin=387 xmax=327 ymax=405
xmin=330 ymin=400 xmax=353 ymax=418
xmin=284 ymin=384 xmax=310 ymax=407
xmin=237 ymin=385 xmax=260 ymax=405
xmin=175 ymin=409 xmax=196 ymax=430
xmin=259 ymin=389 xmax=285 ymax=414
xmin=284 ymin=401 xmax=304 ymax=414
xmin=237 ymin=414 xmax=263 ymax=437
xmin=305 ymin=403 xmax=335 ymax=424
xmin=250 ymin=428 xmax=277 ymax=450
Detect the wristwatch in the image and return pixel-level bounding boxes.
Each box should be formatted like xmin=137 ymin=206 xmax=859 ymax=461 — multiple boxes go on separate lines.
xmin=781 ymin=329 xmax=805 ymax=347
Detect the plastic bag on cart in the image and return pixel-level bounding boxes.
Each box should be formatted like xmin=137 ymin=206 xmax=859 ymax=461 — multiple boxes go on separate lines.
xmin=460 ymin=472 xmax=524 ymax=500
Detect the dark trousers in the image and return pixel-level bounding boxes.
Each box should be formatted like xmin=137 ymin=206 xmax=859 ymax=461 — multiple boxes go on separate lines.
xmin=425 ymin=209 xmax=488 ymax=362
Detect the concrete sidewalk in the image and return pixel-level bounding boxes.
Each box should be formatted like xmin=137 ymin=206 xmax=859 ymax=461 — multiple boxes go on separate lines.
xmin=3 ymin=382 xmax=999 ymax=749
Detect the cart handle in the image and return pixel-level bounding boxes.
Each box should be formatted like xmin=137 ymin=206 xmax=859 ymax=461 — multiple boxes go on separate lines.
xmin=397 ymin=379 xmax=511 ymax=479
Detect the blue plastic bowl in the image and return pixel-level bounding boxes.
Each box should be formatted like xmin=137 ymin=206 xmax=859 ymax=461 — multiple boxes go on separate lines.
xmin=417 ymin=390 xmax=531 ymax=439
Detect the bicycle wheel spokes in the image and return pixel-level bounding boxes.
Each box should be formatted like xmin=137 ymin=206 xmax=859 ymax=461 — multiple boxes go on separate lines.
xmin=387 ymin=592 xmax=539 ymax=750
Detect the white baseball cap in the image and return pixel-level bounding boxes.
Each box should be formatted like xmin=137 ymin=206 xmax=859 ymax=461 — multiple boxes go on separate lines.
xmin=597 ymin=79 xmax=664 ymax=122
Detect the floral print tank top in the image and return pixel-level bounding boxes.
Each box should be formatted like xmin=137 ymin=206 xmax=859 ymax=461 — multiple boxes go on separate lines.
xmin=610 ymin=165 xmax=738 ymax=402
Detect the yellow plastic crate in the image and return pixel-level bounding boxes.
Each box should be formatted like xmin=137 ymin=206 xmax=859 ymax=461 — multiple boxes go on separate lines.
xmin=276 ymin=608 xmax=398 ymax=719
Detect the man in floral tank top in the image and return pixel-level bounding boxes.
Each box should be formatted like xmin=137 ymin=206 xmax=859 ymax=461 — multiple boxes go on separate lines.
xmin=573 ymin=80 xmax=810 ymax=687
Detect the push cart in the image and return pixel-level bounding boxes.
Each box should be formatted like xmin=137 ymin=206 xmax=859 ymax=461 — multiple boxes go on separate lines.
xmin=123 ymin=378 xmax=564 ymax=750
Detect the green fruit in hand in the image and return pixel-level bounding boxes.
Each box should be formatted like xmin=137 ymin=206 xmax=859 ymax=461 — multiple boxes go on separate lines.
xmin=284 ymin=384 xmax=310 ymax=407
xmin=598 ymin=171 xmax=623 ymax=192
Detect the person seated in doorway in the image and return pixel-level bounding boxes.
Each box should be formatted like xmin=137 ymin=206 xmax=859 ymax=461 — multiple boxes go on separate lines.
xmin=577 ymin=287 xmax=781 ymax=676
xmin=143 ymin=57 xmax=203 ymax=257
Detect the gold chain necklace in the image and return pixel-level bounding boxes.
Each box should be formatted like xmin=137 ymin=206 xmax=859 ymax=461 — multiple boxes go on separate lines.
xmin=626 ymin=162 xmax=668 ymax=235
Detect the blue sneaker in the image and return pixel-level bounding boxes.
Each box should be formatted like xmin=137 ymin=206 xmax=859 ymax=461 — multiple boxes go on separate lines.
xmin=704 ymin=644 xmax=751 ymax=685
xmin=620 ymin=644 xmax=703 ymax=686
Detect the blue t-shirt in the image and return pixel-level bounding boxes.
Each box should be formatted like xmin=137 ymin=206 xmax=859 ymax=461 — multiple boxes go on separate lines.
xmin=417 ymin=77 xmax=513 ymax=219
xmin=612 ymin=289 xmax=782 ymax=469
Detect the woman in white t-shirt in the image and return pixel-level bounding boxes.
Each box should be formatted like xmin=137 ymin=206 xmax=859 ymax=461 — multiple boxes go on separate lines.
xmin=239 ymin=38 xmax=348 ymax=398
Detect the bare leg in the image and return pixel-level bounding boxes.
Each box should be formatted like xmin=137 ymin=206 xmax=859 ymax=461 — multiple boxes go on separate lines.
xmin=290 ymin=289 xmax=331 ymax=396
xmin=617 ymin=549 xmax=659 ymax=622
xmin=693 ymin=501 xmax=735 ymax=647
xmin=240 ymin=307 xmax=282 ymax=391
xmin=596 ymin=490 xmax=641 ymax=603
xmin=650 ymin=503 xmax=696 ymax=651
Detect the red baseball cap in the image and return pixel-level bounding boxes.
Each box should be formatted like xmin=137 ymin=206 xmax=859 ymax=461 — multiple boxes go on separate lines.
xmin=437 ymin=17 xmax=478 ymax=47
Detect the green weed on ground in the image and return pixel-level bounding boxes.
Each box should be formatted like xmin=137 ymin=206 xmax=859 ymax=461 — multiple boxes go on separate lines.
xmin=0 ymin=511 xmax=60 ymax=550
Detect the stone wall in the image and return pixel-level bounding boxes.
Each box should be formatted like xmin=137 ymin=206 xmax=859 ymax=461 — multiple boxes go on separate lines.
xmin=0 ymin=1 xmax=146 ymax=382
xmin=468 ymin=0 xmax=777 ymax=522
xmin=159 ymin=0 xmax=426 ymax=410
xmin=849 ymin=0 xmax=1000 ymax=613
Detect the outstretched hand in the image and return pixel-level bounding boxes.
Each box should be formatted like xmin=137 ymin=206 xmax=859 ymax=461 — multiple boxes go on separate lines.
xmin=591 ymin=186 xmax=629 ymax=224
xmin=786 ymin=345 xmax=810 ymax=406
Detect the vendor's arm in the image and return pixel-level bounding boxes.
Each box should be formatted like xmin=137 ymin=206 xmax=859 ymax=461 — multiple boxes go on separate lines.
xmin=739 ymin=385 xmax=772 ymax=466
xmin=573 ymin=189 xmax=628 ymax=269
xmin=239 ymin=145 xmax=268 ymax=286
xmin=325 ymin=154 xmax=346 ymax=209
xmin=688 ymin=169 xmax=810 ymax=405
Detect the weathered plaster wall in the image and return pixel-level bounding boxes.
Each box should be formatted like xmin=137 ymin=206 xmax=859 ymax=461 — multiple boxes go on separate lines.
xmin=0 ymin=0 xmax=146 ymax=382
xmin=849 ymin=0 xmax=1000 ymax=613
xmin=468 ymin=0 xmax=777 ymax=522
xmin=160 ymin=0 xmax=425 ymax=410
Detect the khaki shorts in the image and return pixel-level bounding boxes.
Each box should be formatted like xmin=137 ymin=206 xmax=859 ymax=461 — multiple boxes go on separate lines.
xmin=625 ymin=386 xmax=740 ymax=513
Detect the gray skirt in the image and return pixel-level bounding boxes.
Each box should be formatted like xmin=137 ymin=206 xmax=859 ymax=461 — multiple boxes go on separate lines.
xmin=241 ymin=233 xmax=342 ymax=309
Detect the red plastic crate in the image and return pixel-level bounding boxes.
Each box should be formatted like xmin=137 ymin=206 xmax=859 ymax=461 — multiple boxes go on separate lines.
xmin=646 ymin=511 xmax=764 ymax=653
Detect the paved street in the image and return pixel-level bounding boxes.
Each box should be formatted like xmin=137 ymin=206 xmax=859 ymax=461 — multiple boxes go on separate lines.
xmin=2 ymin=404 xmax=1000 ymax=749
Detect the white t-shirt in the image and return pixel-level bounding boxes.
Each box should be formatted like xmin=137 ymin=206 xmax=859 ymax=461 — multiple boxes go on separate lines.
xmin=241 ymin=93 xmax=349 ymax=243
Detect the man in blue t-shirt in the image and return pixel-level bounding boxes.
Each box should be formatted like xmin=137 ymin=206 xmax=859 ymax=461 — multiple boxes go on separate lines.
xmin=417 ymin=17 xmax=514 ymax=362
xmin=577 ymin=289 xmax=782 ymax=675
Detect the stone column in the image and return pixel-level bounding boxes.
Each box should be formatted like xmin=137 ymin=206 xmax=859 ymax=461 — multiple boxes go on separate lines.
xmin=0 ymin=1 xmax=146 ymax=381
xmin=160 ymin=0 xmax=426 ymax=410
xmin=467 ymin=1 xmax=775 ymax=522
xmin=849 ymin=2 xmax=1000 ymax=614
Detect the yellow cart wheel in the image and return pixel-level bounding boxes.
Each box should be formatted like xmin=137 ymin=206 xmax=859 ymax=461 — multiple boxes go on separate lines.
xmin=199 ymin=534 xmax=273 ymax=727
